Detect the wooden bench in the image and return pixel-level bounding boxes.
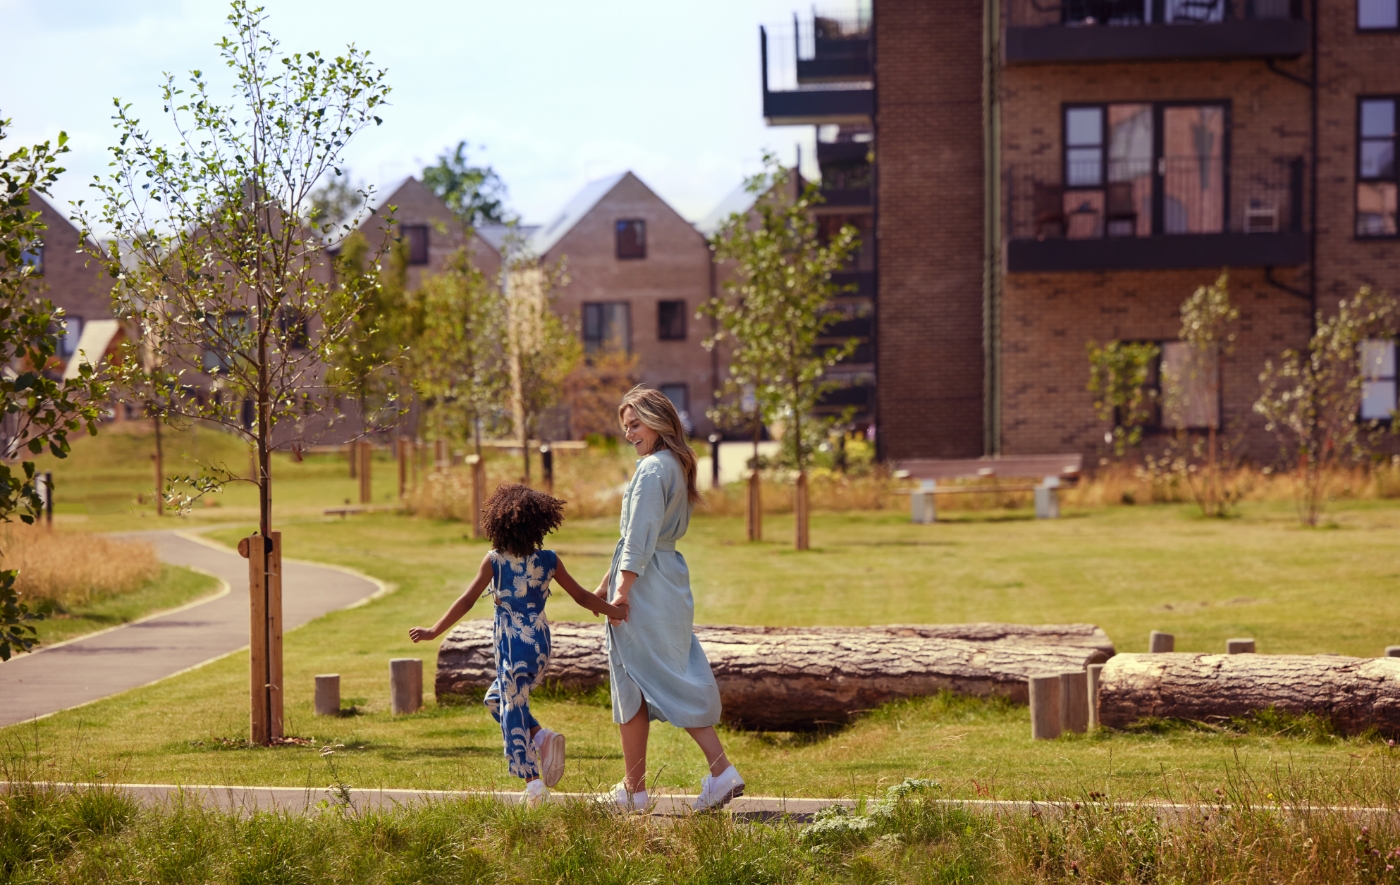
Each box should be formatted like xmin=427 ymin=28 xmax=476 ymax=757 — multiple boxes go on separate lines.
xmin=892 ymin=454 xmax=1083 ymax=523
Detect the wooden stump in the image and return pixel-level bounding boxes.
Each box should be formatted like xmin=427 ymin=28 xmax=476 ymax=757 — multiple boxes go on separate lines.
xmin=1149 ymin=631 xmax=1175 ymax=653
xmin=1029 ymin=674 xmax=1061 ymax=740
xmin=390 ymin=658 xmax=422 ymax=715
xmin=1226 ymin=638 xmax=1256 ymax=654
xmin=1059 ymin=670 xmax=1089 ymax=734
xmin=315 ymin=674 xmax=340 ymax=716
xmin=1098 ymin=653 xmax=1400 ymax=737
xmin=437 ymin=622 xmax=1114 ymax=731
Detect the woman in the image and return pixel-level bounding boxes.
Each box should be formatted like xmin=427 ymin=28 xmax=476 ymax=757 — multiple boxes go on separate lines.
xmin=594 ymin=385 xmax=744 ymax=813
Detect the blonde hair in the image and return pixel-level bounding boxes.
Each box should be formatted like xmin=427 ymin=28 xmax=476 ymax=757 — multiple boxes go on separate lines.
xmin=618 ymin=385 xmax=703 ymax=507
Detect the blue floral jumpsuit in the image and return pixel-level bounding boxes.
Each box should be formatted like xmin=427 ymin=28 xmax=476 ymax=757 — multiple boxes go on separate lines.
xmin=482 ymin=549 xmax=556 ymax=779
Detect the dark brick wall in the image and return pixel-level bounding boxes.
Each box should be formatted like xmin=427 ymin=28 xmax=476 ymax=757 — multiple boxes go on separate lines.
xmin=874 ymin=0 xmax=988 ymax=460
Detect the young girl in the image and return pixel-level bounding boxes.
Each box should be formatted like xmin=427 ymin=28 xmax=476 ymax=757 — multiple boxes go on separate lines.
xmin=409 ymin=483 xmax=626 ymax=807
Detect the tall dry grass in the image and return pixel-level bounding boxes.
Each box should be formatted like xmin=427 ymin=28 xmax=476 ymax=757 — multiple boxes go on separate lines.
xmin=0 ymin=524 xmax=160 ymax=609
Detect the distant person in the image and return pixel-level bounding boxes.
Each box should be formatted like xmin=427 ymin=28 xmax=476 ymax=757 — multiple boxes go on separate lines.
xmin=409 ymin=483 xmax=626 ymax=808
xmin=593 ymin=385 xmax=744 ymax=813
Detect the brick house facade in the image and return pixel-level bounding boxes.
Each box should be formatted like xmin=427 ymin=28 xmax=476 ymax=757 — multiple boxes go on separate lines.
xmin=762 ymin=0 xmax=1400 ymax=463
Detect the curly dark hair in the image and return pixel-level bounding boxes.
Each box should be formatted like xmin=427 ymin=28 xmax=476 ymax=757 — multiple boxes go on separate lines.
xmin=479 ymin=483 xmax=566 ymax=558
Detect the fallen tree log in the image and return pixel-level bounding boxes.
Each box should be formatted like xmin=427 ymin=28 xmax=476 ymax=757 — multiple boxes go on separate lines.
xmin=437 ymin=621 xmax=1113 ymax=730
xmin=1098 ymin=653 xmax=1400 ymax=737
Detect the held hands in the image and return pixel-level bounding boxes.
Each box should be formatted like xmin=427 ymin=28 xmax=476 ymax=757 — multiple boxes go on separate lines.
xmin=408 ymin=626 xmax=438 ymax=643
xmin=609 ymin=600 xmax=630 ymax=626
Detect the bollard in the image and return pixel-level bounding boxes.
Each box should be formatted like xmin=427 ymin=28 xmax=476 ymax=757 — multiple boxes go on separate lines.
xmin=1387 ymin=646 xmax=1400 ymax=658
xmin=1226 ymin=638 xmax=1256 ymax=654
xmin=1028 ymin=673 xmax=1062 ymax=740
xmin=1149 ymin=631 xmax=1175 ymax=653
xmin=708 ymin=434 xmax=721 ymax=490
xmin=1059 ymin=670 xmax=1089 ymax=734
xmin=389 ymin=659 xmax=422 ymax=714
xmin=1086 ymin=663 xmax=1104 ymax=729
xmin=540 ymin=444 xmax=554 ymax=495
xmin=315 ymin=674 xmax=341 ymax=716
xmin=1034 ymin=476 xmax=1061 ymax=520
xmin=911 ymin=479 xmax=937 ymax=524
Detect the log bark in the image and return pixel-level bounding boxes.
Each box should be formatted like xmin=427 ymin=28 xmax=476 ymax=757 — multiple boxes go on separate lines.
xmin=1098 ymin=653 xmax=1400 ymax=737
xmin=437 ymin=621 xmax=1113 ymax=731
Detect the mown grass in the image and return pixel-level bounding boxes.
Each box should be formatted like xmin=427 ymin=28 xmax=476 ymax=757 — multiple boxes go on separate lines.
xmin=26 ymin=566 xmax=222 ymax=647
xmin=4 ymin=770 xmax=1400 ymax=884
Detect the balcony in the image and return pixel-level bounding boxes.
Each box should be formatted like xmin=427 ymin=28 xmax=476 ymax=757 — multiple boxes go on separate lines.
xmin=761 ymin=15 xmax=873 ymax=126
xmin=1005 ymin=154 xmax=1309 ymax=272
xmin=1005 ymin=0 xmax=1309 ymax=64
xmin=831 ymin=270 xmax=876 ymax=300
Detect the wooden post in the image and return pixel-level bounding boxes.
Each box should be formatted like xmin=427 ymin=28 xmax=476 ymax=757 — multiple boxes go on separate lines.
xmin=434 ymin=439 xmax=447 ymax=472
xmin=1226 ymin=638 xmax=1256 ymax=654
xmin=1029 ymin=673 xmax=1062 ymax=740
xmin=397 ymin=438 xmax=409 ymax=498
xmin=390 ymin=658 xmax=423 ymax=714
xmin=1087 ymin=662 xmax=1104 ymax=729
xmin=359 ymin=442 xmax=372 ymax=504
xmin=314 ymin=674 xmax=341 ymax=716
xmin=540 ymin=444 xmax=554 ymax=495
xmin=348 ymin=442 xmax=357 ymax=478
xmin=42 ymin=472 xmax=53 ymax=529
xmin=709 ymin=434 xmax=721 ymax=490
xmin=1149 ymin=631 xmax=1175 ymax=653
xmin=240 ymin=533 xmax=271 ymax=745
xmin=267 ymin=531 xmax=283 ymax=740
xmin=1059 ymin=670 xmax=1089 ymax=734
xmin=746 ymin=470 xmax=762 ymax=541
xmin=467 ymin=454 xmax=485 ymax=539
xmin=794 ymin=471 xmax=810 ymax=550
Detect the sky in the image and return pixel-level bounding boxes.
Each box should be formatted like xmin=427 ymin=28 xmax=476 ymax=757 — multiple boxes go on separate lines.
xmin=1 ymin=0 xmax=831 ymax=230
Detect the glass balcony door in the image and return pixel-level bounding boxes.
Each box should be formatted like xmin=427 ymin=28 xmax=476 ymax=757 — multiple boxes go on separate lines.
xmin=1159 ymin=105 xmax=1226 ymax=234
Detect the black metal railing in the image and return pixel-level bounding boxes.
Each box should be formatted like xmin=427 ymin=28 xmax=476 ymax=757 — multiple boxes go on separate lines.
xmin=1007 ymin=0 xmax=1300 ymax=27
xmin=762 ymin=14 xmax=872 ymax=94
xmin=1006 ymin=154 xmax=1305 ymax=240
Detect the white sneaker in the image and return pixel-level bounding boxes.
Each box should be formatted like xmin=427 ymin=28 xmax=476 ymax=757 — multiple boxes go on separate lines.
xmin=535 ymin=728 xmax=566 ymax=788
xmin=692 ymin=765 xmax=745 ymax=812
xmin=595 ymin=781 xmax=649 ymax=814
xmin=523 ymin=779 xmax=549 ymax=808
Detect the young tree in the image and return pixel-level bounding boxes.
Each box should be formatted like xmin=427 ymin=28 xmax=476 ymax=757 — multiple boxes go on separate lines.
xmin=1085 ymin=340 xmax=1161 ymax=457
xmin=84 ymin=2 xmax=391 ymax=740
xmin=565 ymin=349 xmax=641 ymax=440
xmin=422 ymin=141 xmax=510 ymax=228
xmin=0 ymin=123 xmax=108 ymax=660
xmin=328 ymin=231 xmax=412 ymax=427
xmin=1255 ymin=286 xmax=1398 ymax=526
xmin=409 ymin=248 xmax=509 ymax=456
xmin=705 ymin=158 xmax=860 ymax=550
xmin=503 ymin=255 xmax=580 ymax=481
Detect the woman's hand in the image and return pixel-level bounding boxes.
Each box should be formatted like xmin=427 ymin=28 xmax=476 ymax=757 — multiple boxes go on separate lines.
xmin=408 ymin=626 xmax=437 ymax=643
xmin=609 ymin=602 xmax=630 ymax=626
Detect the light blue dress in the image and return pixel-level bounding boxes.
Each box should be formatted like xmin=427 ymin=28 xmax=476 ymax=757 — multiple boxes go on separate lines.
xmin=605 ymin=449 xmax=722 ymax=727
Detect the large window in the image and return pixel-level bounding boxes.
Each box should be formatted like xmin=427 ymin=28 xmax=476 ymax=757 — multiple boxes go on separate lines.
xmin=615 ymin=219 xmax=646 ymax=259
xmin=278 ymin=307 xmax=309 ymax=351
xmin=56 ymin=316 xmax=82 ymax=358
xmin=1159 ymin=341 xmax=1220 ymax=429
xmin=1359 ymin=0 xmax=1399 ymax=29
xmin=401 ymin=224 xmax=430 ymax=265
xmin=583 ymin=302 xmax=630 ymax=355
xmin=657 ymin=300 xmax=687 ymax=340
xmin=1362 ymin=338 xmax=1398 ymax=420
xmin=1060 ymin=102 xmax=1226 ymax=239
xmin=201 ymin=310 xmax=249 ymax=373
xmin=1358 ymin=98 xmax=1398 ymax=237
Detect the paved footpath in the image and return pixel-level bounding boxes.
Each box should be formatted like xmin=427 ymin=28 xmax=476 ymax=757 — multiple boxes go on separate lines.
xmin=0 ymin=530 xmax=384 ymax=728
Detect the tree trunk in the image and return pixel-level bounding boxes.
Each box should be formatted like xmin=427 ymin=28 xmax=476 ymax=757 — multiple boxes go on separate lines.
xmin=1097 ymin=653 xmax=1400 ymax=737
xmin=152 ymin=416 xmax=164 ymax=518
xmin=794 ymin=470 xmax=810 ymax=550
xmin=437 ymin=622 xmax=1114 ymax=731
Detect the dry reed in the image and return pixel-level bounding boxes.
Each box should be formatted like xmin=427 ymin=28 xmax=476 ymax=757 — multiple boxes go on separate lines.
xmin=0 ymin=524 xmax=161 ymax=609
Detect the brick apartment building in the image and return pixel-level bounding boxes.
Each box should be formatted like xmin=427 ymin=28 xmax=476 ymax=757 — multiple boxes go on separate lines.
xmin=761 ymin=0 xmax=1400 ymax=462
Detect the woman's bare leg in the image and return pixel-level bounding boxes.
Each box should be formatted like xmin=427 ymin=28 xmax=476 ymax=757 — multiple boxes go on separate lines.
xmin=619 ymin=704 xmax=650 ymax=793
xmin=685 ymin=726 xmax=730 ymax=777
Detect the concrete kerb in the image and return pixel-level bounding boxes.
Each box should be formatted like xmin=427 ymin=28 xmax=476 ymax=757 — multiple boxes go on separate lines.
xmin=6 ymin=783 xmax=1397 ymax=825
xmin=172 ymin=529 xmax=398 ymax=607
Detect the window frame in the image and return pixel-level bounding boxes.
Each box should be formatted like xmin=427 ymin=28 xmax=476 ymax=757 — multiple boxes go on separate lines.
xmin=1361 ymin=336 xmax=1398 ymax=423
xmin=401 ymin=224 xmax=431 ymax=265
xmin=615 ymin=219 xmax=647 ymax=260
xmin=1356 ymin=95 xmax=1400 ymax=239
xmin=1358 ymin=0 xmax=1400 ymax=31
xmin=657 ymin=300 xmax=687 ymax=341
xmin=582 ymin=301 xmax=632 ymax=356
xmin=1062 ymin=100 xmax=1232 ymax=236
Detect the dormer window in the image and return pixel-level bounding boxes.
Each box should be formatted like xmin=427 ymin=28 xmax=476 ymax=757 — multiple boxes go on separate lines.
xmin=616 ymin=219 xmax=646 ymax=259
xmin=401 ymin=224 xmax=430 ymax=265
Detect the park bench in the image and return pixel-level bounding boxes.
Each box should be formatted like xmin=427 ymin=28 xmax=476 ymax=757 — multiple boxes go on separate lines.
xmin=892 ymin=454 xmax=1083 ymax=523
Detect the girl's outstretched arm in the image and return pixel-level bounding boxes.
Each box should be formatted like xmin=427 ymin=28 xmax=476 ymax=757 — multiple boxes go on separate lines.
xmin=554 ymin=557 xmax=628 ymax=622
xmin=409 ymin=553 xmax=493 ymax=643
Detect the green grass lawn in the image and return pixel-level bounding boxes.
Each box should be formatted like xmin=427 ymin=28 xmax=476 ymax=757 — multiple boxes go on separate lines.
xmin=28 ymin=565 xmax=222 ymax=647
xmin=8 ymin=494 xmax=1400 ymax=803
